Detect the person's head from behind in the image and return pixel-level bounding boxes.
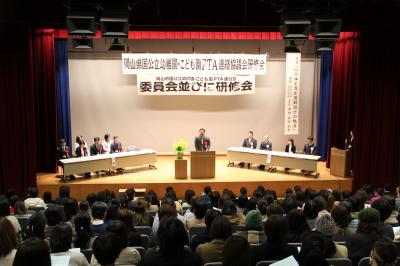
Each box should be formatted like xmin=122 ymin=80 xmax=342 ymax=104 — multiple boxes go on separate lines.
xmin=245 ymin=210 xmax=263 ymax=231
xmin=27 ymin=187 xmax=39 ymax=198
xmin=209 ymin=191 xmax=220 ymax=207
xmin=79 ymin=200 xmax=90 ymax=212
xmin=298 ymin=231 xmax=329 ymax=266
xmin=331 ymin=205 xmax=350 ymax=230
xmin=115 ymin=208 xmax=134 ymax=231
xmin=205 ymin=209 xmax=222 ymax=230
xmin=106 ymin=220 xmax=128 ymax=249
xmin=370 ymin=237 xmax=398 ymax=266
xmin=357 ymin=208 xmax=381 ymax=234
xmin=64 ymin=198 xmax=78 ymax=222
xmin=0 ymin=195 xmax=10 ymax=217
xmin=50 ymin=223 xmax=72 ymax=253
xmin=43 ymin=191 xmax=52 ymax=204
xmin=44 ymin=204 xmax=65 ymax=226
xmin=264 ymin=215 xmax=289 ymax=244
xmin=91 ymin=201 xmax=108 ymax=220
xmin=371 ymin=199 xmax=392 ymax=223
xmin=158 ymin=217 xmax=188 ymax=254
xmin=222 ymin=200 xmax=237 ymax=216
xmin=0 ymin=218 xmax=17 ymax=258
xmin=134 ymin=198 xmax=146 ymax=215
xmin=193 ymin=199 xmax=207 ymax=219
xmin=312 ymin=196 xmax=327 ymax=213
xmin=58 ymin=185 xmax=70 ymax=198
xmin=92 ymin=232 xmax=122 ymax=266
xmin=283 ymin=196 xmax=298 ymax=214
xmin=244 ymin=197 xmax=257 ymax=214
xmin=13 ymin=237 xmax=50 ymax=266
xmin=237 ymin=194 xmax=248 ymax=209
xmin=287 ymin=209 xmax=310 ymax=234
xmin=257 ymin=199 xmax=269 ymax=216
xmin=315 ymin=214 xmax=337 ymax=240
xmin=209 ymin=215 xmax=233 ymax=241
xmin=158 ymin=205 xmax=177 ymax=221
xmin=267 ymin=202 xmax=283 ymax=217
xmin=184 ymin=189 xmax=195 ymax=203
xmin=28 ymin=212 xmax=47 ymax=239
xmin=223 ymin=235 xmax=250 ymax=266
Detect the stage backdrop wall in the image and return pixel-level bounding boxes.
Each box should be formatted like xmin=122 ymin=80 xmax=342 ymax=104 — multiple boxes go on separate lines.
xmin=68 ymin=40 xmax=318 ymax=153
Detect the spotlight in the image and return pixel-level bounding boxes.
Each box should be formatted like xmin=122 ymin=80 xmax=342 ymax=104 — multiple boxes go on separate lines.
xmin=316 ymin=39 xmax=336 ymax=52
xmin=280 ymin=13 xmax=311 ymax=40
xmin=72 ymin=38 xmax=94 ymax=49
xmin=67 ymin=11 xmax=97 ymax=36
xmin=108 ymin=38 xmax=127 ymax=52
xmin=100 ymin=12 xmax=129 ymax=38
xmin=311 ymin=15 xmax=342 ymax=39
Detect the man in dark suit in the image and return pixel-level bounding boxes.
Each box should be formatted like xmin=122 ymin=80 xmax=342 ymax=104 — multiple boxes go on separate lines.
xmin=75 ymin=141 xmax=89 ymax=157
xmin=303 ymin=136 xmax=317 ymax=155
xmin=240 ymin=131 xmax=257 ymax=168
xmin=259 ymin=135 xmax=273 ymax=171
xmin=110 ymin=136 xmax=123 ymax=153
xmin=57 ymin=139 xmax=70 ymax=160
xmin=345 ymin=130 xmax=354 ymax=175
xmin=90 ymin=137 xmax=104 ymax=156
xmin=195 ymin=128 xmax=211 ymax=151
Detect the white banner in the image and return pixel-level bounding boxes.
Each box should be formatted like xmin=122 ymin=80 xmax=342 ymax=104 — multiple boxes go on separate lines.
xmin=137 ymin=75 xmax=255 ymax=95
xmin=122 ymin=53 xmax=266 ymax=75
xmin=284 ymin=53 xmax=301 ymax=135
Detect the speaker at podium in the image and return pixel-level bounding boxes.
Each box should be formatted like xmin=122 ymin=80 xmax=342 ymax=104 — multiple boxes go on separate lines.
xmin=190 ymin=151 xmax=216 ymax=179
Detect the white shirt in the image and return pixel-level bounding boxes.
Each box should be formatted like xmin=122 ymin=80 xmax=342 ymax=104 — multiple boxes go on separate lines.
xmin=51 ymin=251 xmax=89 ymax=266
xmin=102 ymin=140 xmax=112 ymax=154
xmin=24 ymin=197 xmax=47 ymax=209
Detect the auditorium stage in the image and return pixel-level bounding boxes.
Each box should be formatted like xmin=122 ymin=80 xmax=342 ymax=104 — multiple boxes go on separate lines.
xmin=37 ymin=155 xmax=352 ymax=201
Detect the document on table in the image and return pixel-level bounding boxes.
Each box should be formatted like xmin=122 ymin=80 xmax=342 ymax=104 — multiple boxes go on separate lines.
xmin=270 ymin=255 xmax=299 ymax=266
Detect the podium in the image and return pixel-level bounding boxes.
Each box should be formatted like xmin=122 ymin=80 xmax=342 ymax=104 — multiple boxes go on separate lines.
xmin=190 ymin=151 xmax=216 ymax=179
xmin=330 ymin=147 xmax=352 ymax=177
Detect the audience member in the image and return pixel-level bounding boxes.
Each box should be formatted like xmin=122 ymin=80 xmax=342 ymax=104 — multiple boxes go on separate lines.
xmin=236 ymin=210 xmax=266 ymax=244
xmin=91 ymin=201 xmax=108 ymax=236
xmin=190 ymin=209 xmax=221 ymax=251
xmin=370 ymin=237 xmax=398 ymax=266
xmin=223 ymin=235 xmax=250 ymax=266
xmin=55 ymin=185 xmax=71 ymax=206
xmin=0 ymin=219 xmax=18 ymax=265
xmin=73 ymin=211 xmax=93 ymax=250
xmin=315 ymin=214 xmax=348 ymax=258
xmin=287 ymin=209 xmax=310 ymax=243
xmin=186 ymin=198 xmax=207 ymax=228
xmin=251 ymin=215 xmax=298 ymax=266
xmin=13 ymin=237 xmax=51 ymax=266
xmin=0 ymin=196 xmax=21 ymax=233
xmin=92 ymin=232 xmax=122 ymax=266
xmin=196 ymin=215 xmax=233 ymax=264
xmin=297 ymin=231 xmax=329 ymax=266
xmin=133 ymin=198 xmax=154 ymax=226
xmin=24 ymin=187 xmax=46 ymax=209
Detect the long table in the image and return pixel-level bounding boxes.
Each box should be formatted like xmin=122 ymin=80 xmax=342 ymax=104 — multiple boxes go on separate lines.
xmin=227 ymin=147 xmax=321 ymax=172
xmin=59 ymin=149 xmax=157 ymax=178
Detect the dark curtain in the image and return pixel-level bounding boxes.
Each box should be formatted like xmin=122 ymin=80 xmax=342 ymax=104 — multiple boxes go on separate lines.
xmin=326 ymin=32 xmax=360 ymax=168
xmin=0 ymin=27 xmax=58 ymax=195
xmin=317 ymin=51 xmax=333 ymax=161
xmin=30 ymin=29 xmax=58 ymax=173
xmin=0 ymin=26 xmax=37 ymax=195
xmin=352 ymin=30 xmax=400 ymax=189
xmin=55 ymin=39 xmax=72 ymax=148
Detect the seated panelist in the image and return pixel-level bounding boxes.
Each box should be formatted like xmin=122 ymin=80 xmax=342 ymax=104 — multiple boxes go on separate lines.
xmin=90 ymin=137 xmax=104 ymax=156
xmin=239 ymin=131 xmax=257 ymax=168
xmin=110 ymin=136 xmax=123 ymax=153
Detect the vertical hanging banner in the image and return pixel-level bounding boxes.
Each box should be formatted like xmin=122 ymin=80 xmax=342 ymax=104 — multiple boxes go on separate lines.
xmin=284 ymin=53 xmax=301 ymax=135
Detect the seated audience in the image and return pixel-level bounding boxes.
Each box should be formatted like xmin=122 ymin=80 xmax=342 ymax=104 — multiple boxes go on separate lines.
xmin=371 ymin=198 xmax=395 ymax=239
xmin=152 ymin=198 xmax=185 ymax=234
xmin=144 ymin=194 xmax=159 ymax=212
xmin=0 ymin=219 xmax=17 ymax=266
xmin=91 ymin=201 xmax=108 ymax=236
xmin=140 ymin=217 xmax=201 ymax=266
xmin=0 ymin=196 xmax=21 ymax=234
xmin=223 ymin=235 xmax=251 ymax=266
xmin=55 ymin=185 xmax=71 ymax=206
xmin=197 ymin=215 xmax=233 ymax=264
xmin=73 ymin=211 xmax=94 ymax=250
xmin=14 ymin=200 xmax=29 ymax=216
xmin=331 ymin=204 xmax=353 ymax=242
xmin=222 ymin=200 xmax=245 ymax=225
xmin=186 ymin=198 xmax=207 ymax=228
xmin=91 ymin=221 xmax=141 ymax=266
xmin=236 ymin=194 xmax=248 ymax=214
xmin=183 ymin=196 xmax=197 ymax=221
xmin=243 ymin=197 xmax=257 ymax=215
xmin=236 ymin=210 xmax=266 ymax=244
xmin=370 ymin=237 xmax=398 ymax=266
xmin=303 ymin=200 xmax=318 ymax=229
xmin=287 ymin=209 xmax=310 ymax=243
xmin=92 ymin=232 xmax=122 ymax=266
xmin=315 ymin=214 xmax=348 ymax=258
xmin=182 ymin=189 xmax=196 ymax=210
xmin=283 ymin=196 xmax=298 ymax=215
xmin=347 ymin=207 xmax=382 ymax=265
xmin=256 ymin=199 xmax=268 ymax=220
xmin=43 ymin=191 xmax=55 ymax=205
xmin=79 ymin=200 xmax=90 ymax=213
xmin=50 ymin=223 xmax=89 ymax=266
xmin=26 ymin=212 xmax=47 ymax=240
xmin=251 ymin=215 xmax=298 ymax=266
xmin=24 ymin=187 xmax=46 ymax=209
xmin=190 ymin=209 xmax=221 ymax=251
xmin=297 ymin=231 xmax=330 ymax=266
xmin=115 ymin=208 xmax=142 ymax=247
xmin=13 ymin=237 xmax=51 ymax=266
xmin=266 ymin=202 xmax=284 ymax=217
xmin=44 ymin=204 xmax=65 ymax=238
xmin=64 ymin=198 xmax=78 ymax=228
xmin=133 ymin=198 xmax=154 ymax=227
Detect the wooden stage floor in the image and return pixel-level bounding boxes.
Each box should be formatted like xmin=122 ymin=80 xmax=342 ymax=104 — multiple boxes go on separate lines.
xmin=37 ymin=155 xmax=352 ymax=201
